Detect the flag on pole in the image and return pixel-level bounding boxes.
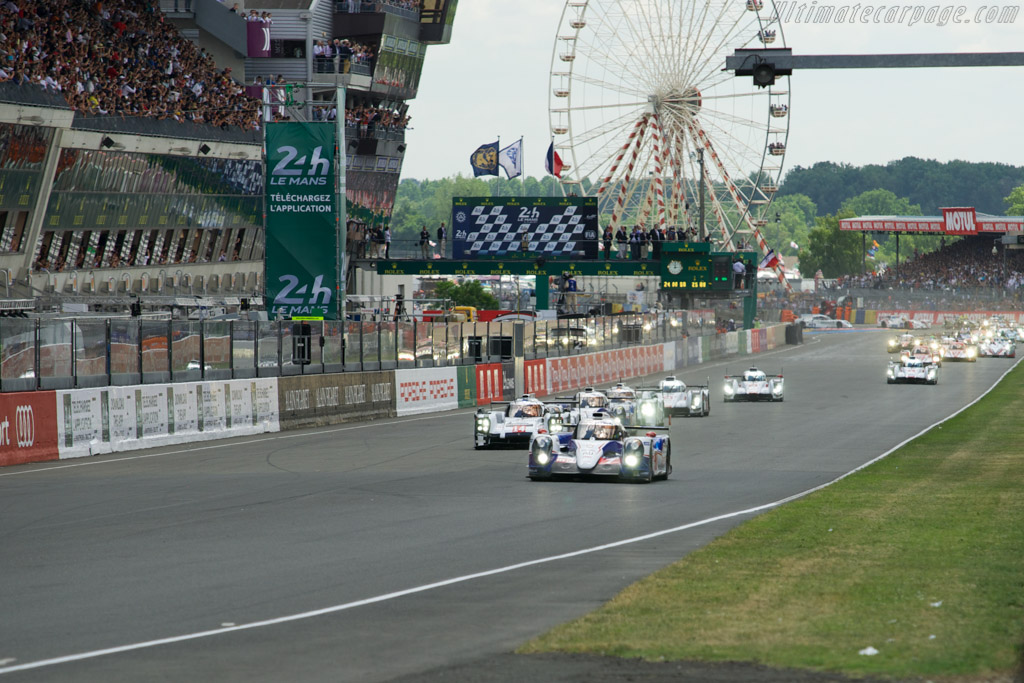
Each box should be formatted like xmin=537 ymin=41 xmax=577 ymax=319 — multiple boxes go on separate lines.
xmin=498 ymin=138 xmax=523 ymax=179
xmin=470 ymin=140 xmax=499 ymax=177
xmin=759 ymin=248 xmax=780 ymax=269
xmin=545 ymin=141 xmax=563 ymax=178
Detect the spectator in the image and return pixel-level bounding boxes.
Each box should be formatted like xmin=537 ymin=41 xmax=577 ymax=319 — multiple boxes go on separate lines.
xmin=615 ymin=225 xmax=628 ymax=260
xmin=436 ymin=222 xmax=447 ymax=258
xmin=419 ymin=225 xmax=430 ymax=259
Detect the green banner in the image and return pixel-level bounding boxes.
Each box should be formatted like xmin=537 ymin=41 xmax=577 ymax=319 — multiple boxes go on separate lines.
xmin=265 ymin=123 xmax=338 ymax=319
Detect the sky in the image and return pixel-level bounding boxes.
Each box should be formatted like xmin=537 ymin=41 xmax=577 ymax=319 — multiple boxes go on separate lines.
xmin=401 ymin=0 xmax=1024 ymax=195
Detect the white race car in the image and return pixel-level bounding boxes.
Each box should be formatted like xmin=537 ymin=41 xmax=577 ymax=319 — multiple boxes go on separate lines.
xmin=605 ymin=382 xmax=640 ymax=426
xmin=527 ymin=412 xmax=671 ymax=483
xmin=978 ymin=336 xmax=1016 ymax=358
xmin=940 ymin=337 xmax=977 ymax=362
xmin=474 ymin=395 xmax=567 ymax=449
xmin=658 ymin=376 xmax=710 ymax=417
xmin=887 ymin=356 xmax=939 ymax=384
xmin=723 ymin=367 xmax=784 ymax=402
xmin=572 ymin=388 xmax=610 ymax=423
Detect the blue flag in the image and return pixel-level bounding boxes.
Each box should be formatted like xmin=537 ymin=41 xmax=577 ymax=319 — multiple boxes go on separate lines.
xmin=470 ymin=141 xmax=499 ymax=177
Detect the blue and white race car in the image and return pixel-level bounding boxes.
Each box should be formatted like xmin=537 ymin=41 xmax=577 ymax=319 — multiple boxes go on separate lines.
xmin=723 ymin=367 xmax=784 ymax=402
xmin=527 ymin=412 xmax=671 ymax=483
xmin=658 ymin=375 xmax=710 ymax=417
xmin=474 ymin=395 xmax=567 ymax=449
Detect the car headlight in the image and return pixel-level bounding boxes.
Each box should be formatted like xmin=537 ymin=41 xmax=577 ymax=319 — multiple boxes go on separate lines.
xmin=927 ymin=368 xmax=937 ymax=378
xmin=690 ymin=395 xmax=702 ymax=410
xmin=622 ymin=438 xmax=644 ymax=469
xmin=966 ymin=348 xmax=977 ymax=358
xmin=475 ymin=416 xmax=490 ymax=433
xmin=723 ymin=384 xmax=735 ymax=395
xmin=640 ymin=402 xmax=656 ymax=419
xmin=547 ymin=416 xmax=562 ymax=433
xmin=887 ymin=367 xmax=895 ymax=378
xmin=771 ymin=383 xmax=783 ymax=395
xmin=531 ymin=436 xmax=553 ymax=465
xmin=933 ymin=355 xmax=941 ymax=363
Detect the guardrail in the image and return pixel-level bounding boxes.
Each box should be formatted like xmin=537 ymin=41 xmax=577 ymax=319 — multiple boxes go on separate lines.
xmin=0 ymin=311 xmax=695 ymax=393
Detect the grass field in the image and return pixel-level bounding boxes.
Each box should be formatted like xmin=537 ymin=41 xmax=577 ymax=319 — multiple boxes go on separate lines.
xmin=520 ymin=364 xmax=1024 ymax=680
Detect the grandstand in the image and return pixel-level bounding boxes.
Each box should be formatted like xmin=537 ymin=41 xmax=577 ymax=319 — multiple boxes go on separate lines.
xmin=0 ymin=0 xmax=455 ymax=315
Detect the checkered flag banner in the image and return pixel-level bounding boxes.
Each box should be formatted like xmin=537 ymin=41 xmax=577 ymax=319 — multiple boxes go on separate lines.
xmin=451 ymin=197 xmax=599 ymax=259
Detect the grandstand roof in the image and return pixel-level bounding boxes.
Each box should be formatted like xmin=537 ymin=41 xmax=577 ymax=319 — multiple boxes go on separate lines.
xmin=840 ymin=211 xmax=1024 ymax=236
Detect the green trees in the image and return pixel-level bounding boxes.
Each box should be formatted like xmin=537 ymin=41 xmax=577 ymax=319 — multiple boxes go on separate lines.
xmin=432 ymin=280 xmax=500 ymax=310
xmin=1005 ymin=185 xmax=1024 ymax=215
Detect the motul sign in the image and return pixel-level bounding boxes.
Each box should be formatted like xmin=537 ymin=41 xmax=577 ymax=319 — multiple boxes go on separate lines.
xmin=942 ymin=207 xmax=978 ymax=235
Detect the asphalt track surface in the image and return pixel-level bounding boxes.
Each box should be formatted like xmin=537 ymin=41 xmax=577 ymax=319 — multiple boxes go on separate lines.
xmin=0 ymin=329 xmax=1015 ymax=683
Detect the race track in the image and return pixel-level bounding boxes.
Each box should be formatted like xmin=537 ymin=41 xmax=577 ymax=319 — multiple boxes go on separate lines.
xmin=0 ymin=329 xmax=1013 ymax=682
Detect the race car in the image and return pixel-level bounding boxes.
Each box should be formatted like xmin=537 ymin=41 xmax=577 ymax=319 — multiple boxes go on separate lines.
xmin=658 ymin=375 xmax=710 ymax=417
xmin=723 ymin=367 xmax=784 ymax=402
xmin=474 ymin=395 xmax=567 ymax=449
xmin=940 ymin=337 xmax=978 ymax=362
xmin=573 ymin=388 xmax=610 ymax=422
xmin=887 ymin=332 xmax=917 ymax=353
xmin=605 ymin=382 xmax=640 ymax=425
xmin=634 ymin=389 xmax=668 ymax=427
xmin=978 ymin=334 xmax=1016 ymax=358
xmin=887 ymin=356 xmax=939 ymax=384
xmin=902 ymin=345 xmax=943 ymax=367
xmin=527 ymin=412 xmax=671 ymax=483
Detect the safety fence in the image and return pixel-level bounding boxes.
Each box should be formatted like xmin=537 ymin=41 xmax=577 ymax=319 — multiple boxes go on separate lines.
xmin=0 ymin=324 xmax=789 ymax=467
xmin=0 ymin=311 xmax=691 ymax=393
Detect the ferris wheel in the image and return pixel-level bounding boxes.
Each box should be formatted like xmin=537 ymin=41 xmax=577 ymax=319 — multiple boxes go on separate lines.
xmin=549 ymin=0 xmax=790 ymax=282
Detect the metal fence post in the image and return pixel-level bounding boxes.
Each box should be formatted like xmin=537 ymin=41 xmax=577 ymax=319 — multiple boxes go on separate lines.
xmin=277 ymin=321 xmax=283 ymax=374
xmin=167 ymin=318 xmax=173 ymax=379
xmin=137 ymin=318 xmax=143 ymax=382
xmin=105 ymin=318 xmax=112 ymax=387
xmin=359 ymin=320 xmax=364 ymax=371
xmin=72 ymin=318 xmax=78 ymax=388
xmin=33 ymin=318 xmax=40 ymax=390
xmin=229 ymin=320 xmax=235 ymax=379
xmin=199 ymin=319 xmax=206 ymax=379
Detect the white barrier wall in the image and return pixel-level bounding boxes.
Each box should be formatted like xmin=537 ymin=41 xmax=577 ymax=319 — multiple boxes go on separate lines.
xmin=395 ymin=367 xmax=458 ymax=416
xmin=56 ymin=379 xmax=280 ymax=459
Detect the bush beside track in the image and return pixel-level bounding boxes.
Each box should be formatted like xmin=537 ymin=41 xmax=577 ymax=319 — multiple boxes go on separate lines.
xmin=520 ymin=363 xmax=1024 ymax=681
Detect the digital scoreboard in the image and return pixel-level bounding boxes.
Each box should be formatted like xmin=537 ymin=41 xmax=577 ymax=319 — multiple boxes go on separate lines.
xmin=661 ymin=253 xmax=735 ymax=291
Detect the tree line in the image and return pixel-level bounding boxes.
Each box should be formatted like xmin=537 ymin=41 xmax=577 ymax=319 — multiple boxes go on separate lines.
xmin=393 ymin=158 xmax=1024 ymax=278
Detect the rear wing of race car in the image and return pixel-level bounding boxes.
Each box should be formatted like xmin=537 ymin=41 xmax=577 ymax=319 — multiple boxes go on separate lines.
xmin=723 ymin=368 xmax=784 ymax=379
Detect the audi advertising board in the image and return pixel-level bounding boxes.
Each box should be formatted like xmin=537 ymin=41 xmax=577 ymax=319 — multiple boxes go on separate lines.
xmin=0 ymin=392 xmax=59 ymax=466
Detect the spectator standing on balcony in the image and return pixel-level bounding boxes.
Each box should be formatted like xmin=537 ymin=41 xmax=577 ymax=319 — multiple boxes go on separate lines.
xmin=616 ymin=225 xmax=628 ymax=259
xmin=733 ymin=256 xmax=746 ymax=289
xmin=437 ymin=222 xmax=447 ymax=258
xmin=603 ymin=226 xmax=613 ymax=260
xmin=384 ymin=226 xmax=392 ymax=258
xmin=338 ymin=40 xmax=353 ymax=74
xmin=419 ymin=226 xmax=430 ymax=259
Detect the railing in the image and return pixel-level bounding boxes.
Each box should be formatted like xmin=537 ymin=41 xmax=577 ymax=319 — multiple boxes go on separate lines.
xmin=352 ymin=237 xmax=680 ymax=261
xmin=0 ymin=312 xmax=695 ymax=392
xmin=335 ymin=1 xmax=420 ymax=21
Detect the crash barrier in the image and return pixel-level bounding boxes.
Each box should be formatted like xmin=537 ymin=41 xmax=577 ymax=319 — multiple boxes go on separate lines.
xmin=277 ymin=371 xmax=394 ymax=430
xmin=0 ymin=391 xmax=60 ymax=466
xmin=784 ymin=324 xmax=804 ymax=345
xmin=1 ymin=325 xmax=792 ymax=468
xmin=395 ymin=367 xmax=458 ymax=416
xmin=55 ymin=379 xmax=280 ymax=460
xmin=0 ymin=311 xmax=695 ymax=393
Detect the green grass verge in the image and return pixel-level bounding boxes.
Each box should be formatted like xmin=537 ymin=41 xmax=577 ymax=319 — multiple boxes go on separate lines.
xmin=519 ymin=364 xmax=1024 ymax=680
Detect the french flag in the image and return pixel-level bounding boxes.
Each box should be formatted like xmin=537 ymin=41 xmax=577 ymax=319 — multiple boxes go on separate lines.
xmin=545 ymin=142 xmax=563 ymax=178
xmin=759 ymin=248 xmax=780 ymax=270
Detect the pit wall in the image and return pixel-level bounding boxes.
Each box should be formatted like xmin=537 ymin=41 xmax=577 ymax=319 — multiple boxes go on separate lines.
xmin=0 ymin=326 xmax=787 ymax=467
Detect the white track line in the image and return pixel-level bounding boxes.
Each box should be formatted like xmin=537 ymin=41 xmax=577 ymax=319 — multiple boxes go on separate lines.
xmin=1 ymin=352 xmax=1016 ymax=676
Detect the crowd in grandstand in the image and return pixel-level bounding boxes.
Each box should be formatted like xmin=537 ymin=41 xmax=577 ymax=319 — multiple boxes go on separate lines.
xmin=837 ymin=237 xmax=1024 ymax=297
xmin=0 ymin=0 xmax=261 ymax=130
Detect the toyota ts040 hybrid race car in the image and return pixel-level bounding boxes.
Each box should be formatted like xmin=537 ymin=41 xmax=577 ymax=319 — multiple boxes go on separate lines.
xmin=658 ymin=375 xmax=710 ymax=416
xmin=527 ymin=413 xmax=671 ymax=483
xmin=723 ymin=367 xmax=784 ymax=402
xmin=474 ymin=395 xmax=567 ymax=449
xmin=887 ymin=356 xmax=939 ymax=384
